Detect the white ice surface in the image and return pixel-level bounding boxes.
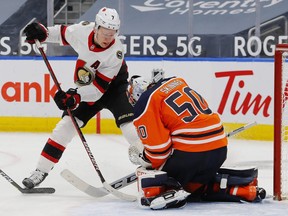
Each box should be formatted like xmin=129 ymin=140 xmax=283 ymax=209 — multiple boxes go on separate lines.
xmin=0 ymin=132 xmax=288 ymax=216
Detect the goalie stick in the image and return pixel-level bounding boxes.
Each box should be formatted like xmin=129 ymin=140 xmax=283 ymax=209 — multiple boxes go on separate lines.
xmin=61 ymin=169 xmax=137 ymax=198
xmin=226 ymin=121 xmax=257 ymax=137
xmin=61 ymin=121 xmax=257 ymax=198
xmin=35 ymin=40 xmax=136 ymax=202
xmin=0 ymin=169 xmax=55 ymax=194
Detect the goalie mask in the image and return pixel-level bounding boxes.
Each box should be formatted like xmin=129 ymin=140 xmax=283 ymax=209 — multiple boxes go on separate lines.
xmin=126 ymin=75 xmax=150 ymax=106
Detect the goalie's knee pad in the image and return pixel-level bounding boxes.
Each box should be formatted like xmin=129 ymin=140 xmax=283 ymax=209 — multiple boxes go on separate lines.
xmin=136 ymin=167 xmax=190 ymax=210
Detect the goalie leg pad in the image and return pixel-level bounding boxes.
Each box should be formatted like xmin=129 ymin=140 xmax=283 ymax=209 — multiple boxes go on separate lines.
xmin=202 ymin=166 xmax=265 ymax=202
xmin=149 ymin=189 xmax=190 ymax=210
xmin=218 ymin=167 xmax=258 ymax=178
xmin=203 ymin=186 xmax=266 ymax=203
xmin=216 ymin=167 xmax=258 ymax=186
xmin=136 ymin=167 xmax=190 ymax=210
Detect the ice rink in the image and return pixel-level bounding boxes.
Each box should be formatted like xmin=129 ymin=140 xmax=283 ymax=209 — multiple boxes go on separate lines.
xmin=1 ymin=132 xmax=288 ymax=216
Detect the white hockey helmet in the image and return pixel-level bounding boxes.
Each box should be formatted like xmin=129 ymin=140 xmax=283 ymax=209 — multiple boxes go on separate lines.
xmin=95 ymin=7 xmax=120 ymax=30
xmin=126 ymin=75 xmax=150 ymax=106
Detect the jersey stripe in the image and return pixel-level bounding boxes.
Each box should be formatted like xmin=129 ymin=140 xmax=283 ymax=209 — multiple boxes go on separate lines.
xmin=143 ymin=138 xmax=171 ymax=150
xmin=60 ymin=25 xmax=69 ymax=45
xmin=172 ymin=133 xmax=226 ymax=145
xmin=171 ymin=122 xmax=223 ymax=134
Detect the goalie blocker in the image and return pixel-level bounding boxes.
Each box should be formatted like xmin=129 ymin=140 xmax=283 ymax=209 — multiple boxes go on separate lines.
xmin=136 ymin=166 xmax=266 ymax=210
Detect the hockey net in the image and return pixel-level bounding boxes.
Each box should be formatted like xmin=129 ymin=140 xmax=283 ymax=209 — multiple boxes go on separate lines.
xmin=274 ymin=44 xmax=288 ymax=200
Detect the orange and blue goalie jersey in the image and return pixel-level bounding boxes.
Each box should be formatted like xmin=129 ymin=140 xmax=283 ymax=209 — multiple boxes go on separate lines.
xmin=133 ymin=77 xmax=228 ymax=169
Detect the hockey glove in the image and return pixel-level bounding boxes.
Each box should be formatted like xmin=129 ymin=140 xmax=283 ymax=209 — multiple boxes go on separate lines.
xmin=24 ymin=22 xmax=48 ymax=44
xmin=128 ymin=144 xmax=152 ymax=168
xmin=54 ymin=88 xmax=81 ymax=110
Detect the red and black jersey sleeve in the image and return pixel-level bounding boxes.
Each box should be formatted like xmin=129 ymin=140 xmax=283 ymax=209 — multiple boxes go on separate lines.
xmin=60 ymin=25 xmax=69 ymax=46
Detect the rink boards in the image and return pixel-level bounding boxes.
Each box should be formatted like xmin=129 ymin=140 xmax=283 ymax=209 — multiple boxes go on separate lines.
xmin=0 ymin=57 xmax=274 ymax=140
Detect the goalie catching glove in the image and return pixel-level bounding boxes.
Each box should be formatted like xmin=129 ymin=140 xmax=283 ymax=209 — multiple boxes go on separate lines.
xmin=128 ymin=140 xmax=152 ymax=168
xmin=23 ymin=22 xmax=48 ymax=44
xmin=54 ymin=88 xmax=81 ymax=110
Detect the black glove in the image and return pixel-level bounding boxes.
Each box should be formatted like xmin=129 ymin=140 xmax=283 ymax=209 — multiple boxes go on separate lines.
xmin=23 ymin=22 xmax=48 ymax=44
xmin=53 ymin=88 xmax=81 ymax=110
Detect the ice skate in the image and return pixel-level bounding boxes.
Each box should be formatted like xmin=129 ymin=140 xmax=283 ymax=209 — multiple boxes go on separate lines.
xmin=22 ymin=169 xmax=48 ymax=189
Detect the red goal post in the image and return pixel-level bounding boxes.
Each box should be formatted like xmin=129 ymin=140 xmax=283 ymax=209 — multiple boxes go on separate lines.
xmin=274 ymin=44 xmax=288 ymax=200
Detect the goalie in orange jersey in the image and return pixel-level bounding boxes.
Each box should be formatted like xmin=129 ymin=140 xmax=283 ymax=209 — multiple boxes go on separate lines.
xmin=126 ymin=69 xmax=266 ymax=210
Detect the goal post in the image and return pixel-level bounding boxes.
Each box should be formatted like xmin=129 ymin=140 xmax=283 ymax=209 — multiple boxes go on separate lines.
xmin=274 ymin=44 xmax=288 ymax=200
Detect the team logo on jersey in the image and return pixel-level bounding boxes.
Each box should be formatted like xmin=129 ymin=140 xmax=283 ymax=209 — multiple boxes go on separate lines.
xmin=75 ymin=67 xmax=95 ymax=86
xmin=116 ymin=51 xmax=123 ymax=59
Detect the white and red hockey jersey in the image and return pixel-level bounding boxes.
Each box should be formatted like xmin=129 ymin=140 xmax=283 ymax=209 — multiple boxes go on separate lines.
xmin=45 ymin=21 xmax=125 ymax=102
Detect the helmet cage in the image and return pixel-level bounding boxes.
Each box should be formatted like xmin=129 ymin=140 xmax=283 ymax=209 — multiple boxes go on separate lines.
xmin=126 ymin=76 xmax=150 ymax=106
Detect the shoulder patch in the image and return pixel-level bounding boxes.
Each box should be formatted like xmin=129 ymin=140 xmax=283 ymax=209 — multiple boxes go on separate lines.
xmin=116 ymin=51 xmax=123 ymax=59
xmin=82 ymin=21 xmax=90 ymax=26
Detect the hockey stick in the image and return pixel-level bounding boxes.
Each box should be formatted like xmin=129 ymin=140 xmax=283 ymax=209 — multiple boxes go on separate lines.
xmin=0 ymin=169 xmax=55 ymax=194
xmin=61 ymin=121 xmax=257 ymax=198
xmin=60 ymin=169 xmax=136 ymax=198
xmin=226 ymin=121 xmax=257 ymax=137
xmin=35 ymin=40 xmax=136 ymax=201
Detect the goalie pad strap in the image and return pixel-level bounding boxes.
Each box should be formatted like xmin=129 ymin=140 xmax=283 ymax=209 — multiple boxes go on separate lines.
xmin=220 ymin=174 xmax=228 ymax=189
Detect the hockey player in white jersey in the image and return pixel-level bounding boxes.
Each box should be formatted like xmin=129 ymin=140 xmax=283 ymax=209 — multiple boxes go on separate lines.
xmin=21 ymin=7 xmax=142 ymax=189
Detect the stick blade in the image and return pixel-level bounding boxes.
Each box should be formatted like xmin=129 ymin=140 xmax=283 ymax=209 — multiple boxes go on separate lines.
xmin=0 ymin=168 xmax=55 ymax=194
xmin=61 ymin=169 xmax=109 ymax=197
xmin=61 ymin=169 xmax=137 ymax=201
xmin=103 ymin=182 xmax=137 ymax=202
xmin=20 ymin=187 xmax=56 ymax=194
